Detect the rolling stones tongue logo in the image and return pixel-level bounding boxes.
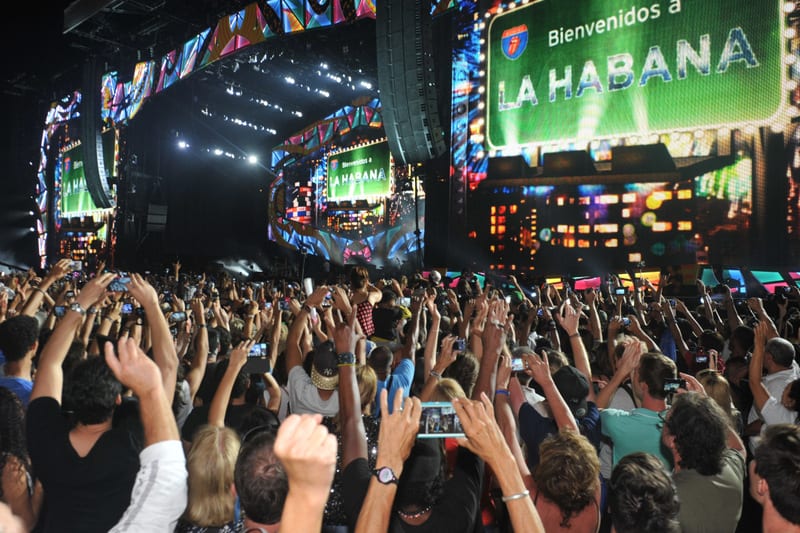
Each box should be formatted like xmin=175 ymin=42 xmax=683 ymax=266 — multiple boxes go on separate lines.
xmin=501 ymin=25 xmax=528 ymax=60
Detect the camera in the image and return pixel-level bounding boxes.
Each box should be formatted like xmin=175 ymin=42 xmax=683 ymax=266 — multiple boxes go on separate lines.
xmin=663 ymin=378 xmax=687 ymax=394
xmin=244 ymin=342 xmax=271 ymax=374
xmin=511 ymin=357 xmax=525 ymax=372
xmin=614 ymin=287 xmax=628 ymax=296
xmin=121 ymin=303 xmax=134 ymax=315
xmin=418 ymin=402 xmax=464 ymax=439
xmin=454 ymin=338 xmax=466 ymax=352
xmin=169 ymin=311 xmax=187 ymax=323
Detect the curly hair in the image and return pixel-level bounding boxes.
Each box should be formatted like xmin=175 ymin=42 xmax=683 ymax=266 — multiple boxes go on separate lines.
xmin=664 ymin=393 xmax=727 ymax=475
xmin=0 ymin=316 xmax=39 ymax=362
xmin=0 ymin=388 xmax=29 ymax=501
xmin=533 ymin=430 xmax=600 ymax=528
xmin=609 ymin=453 xmax=681 ymax=533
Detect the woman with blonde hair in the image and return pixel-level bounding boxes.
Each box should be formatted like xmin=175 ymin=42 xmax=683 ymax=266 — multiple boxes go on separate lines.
xmin=176 ymin=425 xmax=242 ymax=532
xmin=696 ymin=369 xmax=742 ymax=433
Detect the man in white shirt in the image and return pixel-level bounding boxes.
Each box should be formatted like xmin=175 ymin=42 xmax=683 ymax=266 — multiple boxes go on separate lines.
xmin=747 ymin=335 xmax=800 ymax=450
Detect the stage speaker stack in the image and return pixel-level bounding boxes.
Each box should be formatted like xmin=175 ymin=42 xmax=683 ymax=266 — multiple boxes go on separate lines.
xmin=376 ymin=0 xmax=447 ymax=165
xmin=80 ymin=58 xmax=114 ymax=208
xmin=146 ymin=204 xmax=168 ymax=233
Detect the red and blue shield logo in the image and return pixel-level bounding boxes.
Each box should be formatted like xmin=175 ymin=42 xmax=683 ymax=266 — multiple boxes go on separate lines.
xmin=501 ymin=25 xmax=528 ymax=60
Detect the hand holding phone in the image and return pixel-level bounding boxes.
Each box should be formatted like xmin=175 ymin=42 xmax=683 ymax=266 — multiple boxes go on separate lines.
xmin=418 ymin=402 xmax=464 ymax=439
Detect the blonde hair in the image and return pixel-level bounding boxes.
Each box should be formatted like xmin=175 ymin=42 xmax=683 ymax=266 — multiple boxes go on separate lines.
xmin=357 ymin=364 xmax=378 ymax=415
xmin=696 ymin=370 xmax=739 ymax=428
xmin=429 ymin=378 xmax=467 ymax=402
xmin=183 ymin=425 xmax=241 ymax=527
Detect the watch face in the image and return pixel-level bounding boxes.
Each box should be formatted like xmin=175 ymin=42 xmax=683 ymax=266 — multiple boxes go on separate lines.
xmin=377 ymin=467 xmax=395 ymax=484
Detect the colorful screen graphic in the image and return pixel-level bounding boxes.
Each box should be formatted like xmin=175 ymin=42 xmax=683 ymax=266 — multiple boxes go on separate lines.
xmin=60 ymin=144 xmax=100 ymax=216
xmin=474 ymin=157 xmax=752 ymax=273
xmin=486 ymin=0 xmax=784 ymax=149
xmin=327 ymin=141 xmax=392 ymax=201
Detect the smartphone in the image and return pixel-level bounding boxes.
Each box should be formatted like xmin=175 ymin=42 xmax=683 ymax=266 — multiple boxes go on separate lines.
xmin=621 ymin=317 xmax=631 ymax=327
xmin=398 ymin=297 xmax=411 ymax=307
xmin=65 ymin=290 xmax=75 ymax=299
xmin=169 ymin=311 xmax=187 ymax=323
xmin=694 ymin=348 xmax=709 ymax=369
xmin=244 ymin=342 xmax=271 ymax=373
xmin=663 ymin=378 xmax=687 ymax=393
xmin=504 ymin=295 xmax=512 ymax=304
xmin=121 ymin=302 xmax=134 ymax=315
xmin=135 ymin=307 xmax=145 ymax=318
xmin=511 ymin=357 xmax=525 ymax=372
xmin=537 ymin=308 xmax=544 ymax=317
xmin=614 ymin=287 xmax=628 ymax=296
xmin=163 ymin=290 xmax=172 ymax=299
xmin=70 ymin=260 xmax=82 ymax=271
xmin=265 ymin=302 xmax=273 ymax=309
xmin=54 ymin=305 xmax=66 ymax=317
xmin=279 ymin=299 xmax=290 ymax=311
xmin=418 ymin=402 xmax=465 ymax=439
xmin=109 ymin=277 xmax=130 ymax=292
xmin=454 ymin=338 xmax=466 ymax=352
xmin=670 ymin=298 xmax=677 ymax=308
xmin=303 ymin=277 xmax=314 ymax=296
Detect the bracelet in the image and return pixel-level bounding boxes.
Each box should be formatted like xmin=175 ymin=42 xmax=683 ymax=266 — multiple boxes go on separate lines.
xmin=429 ymin=369 xmax=442 ymax=379
xmin=87 ymin=307 xmax=99 ymax=315
xmin=302 ymin=304 xmax=312 ymax=313
xmin=569 ymin=333 xmax=580 ymax=339
xmin=34 ymin=287 xmax=46 ymax=296
xmin=501 ymin=489 xmax=530 ymax=503
xmin=495 ymin=389 xmax=510 ymax=396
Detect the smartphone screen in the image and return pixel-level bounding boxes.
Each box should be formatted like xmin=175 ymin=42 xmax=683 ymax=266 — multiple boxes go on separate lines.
xmin=418 ymin=402 xmax=465 ymax=439
xmin=54 ymin=305 xmax=66 ymax=317
xmin=121 ymin=302 xmax=134 ymax=315
xmin=511 ymin=357 xmax=525 ymax=372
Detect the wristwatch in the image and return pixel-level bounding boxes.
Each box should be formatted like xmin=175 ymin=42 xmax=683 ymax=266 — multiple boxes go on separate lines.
xmin=372 ymin=466 xmax=398 ymax=485
xmin=337 ymin=352 xmax=356 ymax=365
xmin=69 ymin=302 xmax=87 ymax=316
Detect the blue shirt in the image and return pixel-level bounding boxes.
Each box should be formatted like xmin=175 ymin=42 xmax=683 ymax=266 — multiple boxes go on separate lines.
xmin=373 ymin=358 xmax=415 ymax=417
xmin=0 ymin=377 xmax=33 ymax=407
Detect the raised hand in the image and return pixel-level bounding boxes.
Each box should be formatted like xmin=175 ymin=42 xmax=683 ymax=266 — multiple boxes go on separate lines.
xmin=104 ymin=337 xmax=163 ymax=397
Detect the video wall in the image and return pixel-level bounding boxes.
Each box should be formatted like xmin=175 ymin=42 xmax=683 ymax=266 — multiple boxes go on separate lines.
xmin=271 ymin=135 xmax=425 ymax=267
xmin=460 ymin=0 xmax=796 ymax=273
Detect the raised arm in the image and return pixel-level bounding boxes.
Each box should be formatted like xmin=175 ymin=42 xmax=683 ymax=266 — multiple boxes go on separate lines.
xmin=748 ymin=321 xmax=771 ymax=412
xmin=208 ymin=341 xmax=251 ymax=427
xmin=274 ymin=414 xmax=338 ymax=533
xmin=128 ymin=273 xmax=178 ymax=400
xmin=595 ymin=342 xmax=641 ymax=409
xmin=335 ymin=308 xmax=367 ymax=469
xmin=30 ymin=272 xmax=114 ymax=404
xmin=522 ymin=350 xmax=578 ymax=431
xmin=453 ymin=395 xmax=544 ymax=533
xmin=185 ymin=299 xmax=209 ymax=402
xmin=419 ymin=335 xmax=458 ymax=402
xmin=106 ymin=337 xmax=187 ymax=533
xmin=355 ymin=390 xmax=421 ymax=533
xmin=556 ymin=302 xmax=595 ymax=402
xmin=21 ymin=260 xmax=71 ymax=317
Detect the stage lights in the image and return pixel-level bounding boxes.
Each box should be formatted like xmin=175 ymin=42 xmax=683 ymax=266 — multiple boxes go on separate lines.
xmin=248 ymin=155 xmax=258 ymax=164
xmin=177 ymin=140 xmax=188 ymax=149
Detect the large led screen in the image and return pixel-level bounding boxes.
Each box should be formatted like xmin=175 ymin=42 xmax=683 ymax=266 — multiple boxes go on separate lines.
xmin=486 ymin=0 xmax=784 ymax=150
xmin=327 ymin=140 xmax=392 ymax=201
xmin=60 ymin=144 xmax=100 ymax=216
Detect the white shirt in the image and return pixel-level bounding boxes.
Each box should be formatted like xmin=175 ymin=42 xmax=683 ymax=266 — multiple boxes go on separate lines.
xmin=748 ymin=362 xmax=800 ymax=450
xmin=109 ymin=440 xmax=188 ymax=533
xmin=287 ymin=366 xmax=339 ymax=416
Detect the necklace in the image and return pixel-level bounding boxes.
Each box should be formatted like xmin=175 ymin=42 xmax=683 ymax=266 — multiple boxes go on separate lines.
xmin=396 ymin=505 xmax=433 ymax=520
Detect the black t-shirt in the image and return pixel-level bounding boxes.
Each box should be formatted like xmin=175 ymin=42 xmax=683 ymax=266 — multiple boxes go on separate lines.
xmin=341 ymin=448 xmax=484 ymax=532
xmin=26 ymin=397 xmax=140 ymax=533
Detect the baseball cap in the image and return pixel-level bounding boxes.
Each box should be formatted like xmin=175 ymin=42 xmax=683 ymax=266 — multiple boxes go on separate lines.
xmin=552 ymin=365 xmax=589 ymax=418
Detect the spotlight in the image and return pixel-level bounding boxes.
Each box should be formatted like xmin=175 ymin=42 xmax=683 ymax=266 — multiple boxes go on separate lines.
xmin=178 ymin=141 xmax=188 ymax=149
xmin=29 ymin=227 xmax=36 ymax=232
xmin=214 ymin=149 xmax=223 ymax=156
xmin=248 ymin=155 xmax=258 ymax=164
xmin=28 ymin=211 xmax=34 ymax=215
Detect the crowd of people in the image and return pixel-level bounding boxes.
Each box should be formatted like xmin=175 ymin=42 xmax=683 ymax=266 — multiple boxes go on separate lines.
xmin=0 ymin=259 xmax=799 ymax=533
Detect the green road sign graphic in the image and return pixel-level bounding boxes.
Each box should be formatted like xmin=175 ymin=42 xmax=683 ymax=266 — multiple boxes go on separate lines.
xmin=487 ymin=0 xmax=784 ymax=149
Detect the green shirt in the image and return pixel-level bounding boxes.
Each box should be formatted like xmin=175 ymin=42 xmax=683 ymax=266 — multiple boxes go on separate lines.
xmin=600 ymin=407 xmax=672 ymax=468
